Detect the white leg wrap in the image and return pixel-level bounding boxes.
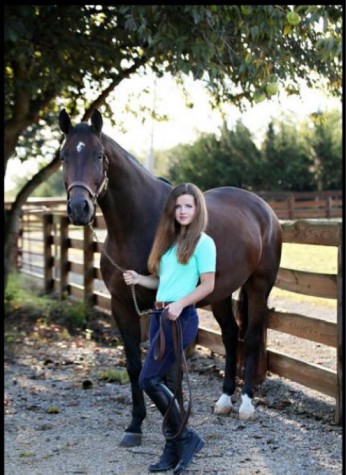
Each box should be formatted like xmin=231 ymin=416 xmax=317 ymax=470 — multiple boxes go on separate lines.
xmin=214 ymin=393 xmax=232 ymax=415
xmin=239 ymin=393 xmax=256 ymax=420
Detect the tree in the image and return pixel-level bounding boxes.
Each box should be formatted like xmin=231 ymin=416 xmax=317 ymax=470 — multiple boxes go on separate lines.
xmin=260 ymin=110 xmax=342 ymax=191
xmin=218 ymin=121 xmax=263 ymax=189
xmin=167 ymin=134 xmax=224 ymax=189
xmin=166 ymin=121 xmax=262 ymax=190
xmin=5 ymin=5 xmax=342 ymax=168
xmin=4 ymin=5 xmax=343 ymax=286
xmin=261 ymin=119 xmax=315 ymax=191
xmin=32 ymin=170 xmax=65 ymax=198
xmin=163 ymin=109 xmax=342 ymax=192
xmin=309 ymin=110 xmax=342 ymax=190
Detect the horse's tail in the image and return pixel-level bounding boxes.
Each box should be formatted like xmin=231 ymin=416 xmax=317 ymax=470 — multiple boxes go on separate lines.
xmin=236 ymin=287 xmax=248 ymax=340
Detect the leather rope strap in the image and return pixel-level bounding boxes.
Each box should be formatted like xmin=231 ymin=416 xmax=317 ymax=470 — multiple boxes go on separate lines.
xmin=154 ymin=311 xmax=167 ymax=361
xmin=89 ymin=223 xmax=154 ymax=316
xmin=155 ymin=310 xmax=192 ymax=440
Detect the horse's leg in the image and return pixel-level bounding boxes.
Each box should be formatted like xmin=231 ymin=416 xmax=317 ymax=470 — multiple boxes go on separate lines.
xmin=112 ymin=300 xmax=146 ymax=447
xmin=211 ymin=297 xmax=239 ymax=415
xmin=239 ymin=278 xmax=269 ymax=420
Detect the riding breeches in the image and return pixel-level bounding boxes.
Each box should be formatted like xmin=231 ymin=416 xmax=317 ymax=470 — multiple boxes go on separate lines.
xmin=139 ymin=305 xmax=198 ymax=391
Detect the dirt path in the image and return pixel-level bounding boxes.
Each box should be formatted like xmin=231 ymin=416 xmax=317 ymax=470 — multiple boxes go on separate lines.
xmin=4 ymin=307 xmax=342 ymax=475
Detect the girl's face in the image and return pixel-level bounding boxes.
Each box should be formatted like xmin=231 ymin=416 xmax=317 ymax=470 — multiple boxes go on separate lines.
xmin=175 ymin=193 xmax=196 ymax=226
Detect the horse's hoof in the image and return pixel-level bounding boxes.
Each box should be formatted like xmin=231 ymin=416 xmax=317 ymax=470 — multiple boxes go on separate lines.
xmin=120 ymin=432 xmax=142 ymax=447
xmin=214 ymin=405 xmax=231 ymax=415
xmin=239 ymin=411 xmax=256 ymax=421
xmin=214 ymin=393 xmax=232 ymax=415
xmin=238 ymin=394 xmax=256 ymax=420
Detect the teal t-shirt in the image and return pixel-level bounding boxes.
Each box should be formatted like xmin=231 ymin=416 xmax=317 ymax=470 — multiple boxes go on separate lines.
xmin=156 ymin=232 xmax=216 ymax=302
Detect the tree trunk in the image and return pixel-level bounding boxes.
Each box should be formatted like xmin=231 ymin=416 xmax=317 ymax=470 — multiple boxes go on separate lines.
xmin=4 ymin=119 xmax=33 ymax=174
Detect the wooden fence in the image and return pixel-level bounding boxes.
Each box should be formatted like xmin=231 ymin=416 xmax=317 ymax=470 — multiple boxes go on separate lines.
xmin=257 ymin=190 xmax=342 ymax=219
xmin=11 ymin=206 xmax=343 ymax=424
xmin=6 ymin=190 xmax=343 ymax=220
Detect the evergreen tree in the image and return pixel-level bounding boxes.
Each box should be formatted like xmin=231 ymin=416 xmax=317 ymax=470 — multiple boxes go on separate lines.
xmin=309 ymin=110 xmax=342 ymax=190
xmin=261 ymin=119 xmax=315 ymax=190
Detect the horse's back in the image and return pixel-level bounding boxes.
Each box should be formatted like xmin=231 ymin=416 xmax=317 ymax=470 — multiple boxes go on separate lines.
xmin=203 ymin=186 xmax=282 ymax=299
xmin=205 ymin=186 xmax=277 ymax=217
xmin=205 ymin=186 xmax=281 ymax=242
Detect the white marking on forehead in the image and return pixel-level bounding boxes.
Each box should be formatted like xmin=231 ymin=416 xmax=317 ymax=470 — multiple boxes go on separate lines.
xmin=76 ymin=141 xmax=86 ymax=152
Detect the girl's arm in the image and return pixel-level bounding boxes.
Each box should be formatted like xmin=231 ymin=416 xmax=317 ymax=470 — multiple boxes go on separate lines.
xmin=166 ymin=272 xmax=215 ymax=320
xmin=123 ymin=270 xmax=159 ymax=290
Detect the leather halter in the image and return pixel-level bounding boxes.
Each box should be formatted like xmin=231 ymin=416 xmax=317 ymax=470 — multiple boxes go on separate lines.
xmin=67 ymin=156 xmax=109 ymax=204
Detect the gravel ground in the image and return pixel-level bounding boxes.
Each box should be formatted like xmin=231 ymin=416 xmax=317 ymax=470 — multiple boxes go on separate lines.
xmin=4 ymin=302 xmax=342 ymax=475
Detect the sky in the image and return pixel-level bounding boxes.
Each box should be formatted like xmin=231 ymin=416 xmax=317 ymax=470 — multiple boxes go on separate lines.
xmin=102 ymin=73 xmax=342 ymax=172
xmin=4 ymin=72 xmax=341 ymax=192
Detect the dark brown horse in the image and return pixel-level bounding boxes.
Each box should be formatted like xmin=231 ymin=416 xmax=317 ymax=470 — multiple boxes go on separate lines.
xmin=59 ymin=109 xmax=282 ymax=447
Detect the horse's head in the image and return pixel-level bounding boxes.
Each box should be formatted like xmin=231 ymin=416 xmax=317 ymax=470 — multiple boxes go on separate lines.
xmin=59 ymin=109 xmax=108 ymax=225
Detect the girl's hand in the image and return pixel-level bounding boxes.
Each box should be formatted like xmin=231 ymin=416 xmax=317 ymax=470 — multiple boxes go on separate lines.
xmin=123 ymin=270 xmax=139 ymax=285
xmin=166 ymin=302 xmax=183 ymax=321
xmin=123 ymin=271 xmax=159 ymax=289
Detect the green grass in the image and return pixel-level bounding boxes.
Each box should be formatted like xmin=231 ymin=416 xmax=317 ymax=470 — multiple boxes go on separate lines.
xmin=5 ymin=272 xmax=53 ymax=315
xmin=5 ymin=272 xmax=90 ymax=332
xmin=271 ymin=243 xmax=338 ymax=308
xmin=279 ymin=243 xmax=338 ymax=273
xmin=97 ymin=368 xmax=130 ymax=384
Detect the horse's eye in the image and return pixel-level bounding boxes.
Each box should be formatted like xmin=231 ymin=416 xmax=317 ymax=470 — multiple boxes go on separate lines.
xmin=98 ymin=153 xmax=104 ymax=160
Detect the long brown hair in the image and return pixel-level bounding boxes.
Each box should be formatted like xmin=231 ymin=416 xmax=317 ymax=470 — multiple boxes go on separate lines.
xmin=148 ymin=183 xmax=208 ymax=274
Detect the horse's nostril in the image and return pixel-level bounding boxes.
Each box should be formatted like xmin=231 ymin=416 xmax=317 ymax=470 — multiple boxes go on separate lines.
xmin=67 ymin=197 xmax=93 ymax=224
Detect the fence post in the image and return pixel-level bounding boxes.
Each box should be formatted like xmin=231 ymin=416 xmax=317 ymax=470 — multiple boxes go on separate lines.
xmin=288 ymin=195 xmax=295 ymax=219
xmin=326 ymin=197 xmax=332 ymax=218
xmin=43 ymin=213 xmax=54 ymax=294
xmin=335 ymin=231 xmax=343 ymax=424
xmin=83 ymin=224 xmax=95 ymax=307
xmin=59 ymin=215 xmax=70 ymax=298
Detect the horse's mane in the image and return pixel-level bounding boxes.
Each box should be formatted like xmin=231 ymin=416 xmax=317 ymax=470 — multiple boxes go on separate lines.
xmin=102 ymin=132 xmax=172 ymax=184
xmin=101 ymin=132 xmax=138 ymax=163
xmin=157 ymin=177 xmax=172 ymax=185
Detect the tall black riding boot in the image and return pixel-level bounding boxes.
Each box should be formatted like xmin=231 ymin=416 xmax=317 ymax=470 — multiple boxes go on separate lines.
xmin=145 ymin=378 xmax=181 ymax=472
xmin=173 ymin=428 xmax=205 ymax=475
xmin=149 ymin=431 xmax=178 ymax=472
xmin=145 ymin=377 xmax=204 ymax=474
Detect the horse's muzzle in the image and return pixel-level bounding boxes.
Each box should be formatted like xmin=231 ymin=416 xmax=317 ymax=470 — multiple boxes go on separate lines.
xmin=67 ymin=196 xmax=95 ymax=225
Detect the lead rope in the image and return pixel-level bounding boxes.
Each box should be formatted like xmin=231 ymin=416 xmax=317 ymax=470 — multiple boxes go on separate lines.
xmin=162 ymin=317 xmax=192 ymax=440
xmin=88 ymin=222 xmax=152 ymax=317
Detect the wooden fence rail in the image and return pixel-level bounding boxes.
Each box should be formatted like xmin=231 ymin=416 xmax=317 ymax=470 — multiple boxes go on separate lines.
xmin=257 ymin=190 xmax=342 ymax=219
xmin=5 ymin=190 xmax=342 ymax=220
xmin=13 ymin=208 xmax=343 ymax=424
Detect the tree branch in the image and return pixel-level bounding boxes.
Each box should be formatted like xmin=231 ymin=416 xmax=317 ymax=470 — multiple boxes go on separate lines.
xmin=82 ymin=55 xmax=148 ymax=121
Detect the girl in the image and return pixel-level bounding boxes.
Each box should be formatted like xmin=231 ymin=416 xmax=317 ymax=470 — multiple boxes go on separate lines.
xmin=123 ymin=183 xmax=216 ymax=474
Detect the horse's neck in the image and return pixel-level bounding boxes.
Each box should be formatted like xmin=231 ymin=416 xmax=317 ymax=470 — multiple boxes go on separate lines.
xmin=100 ymin=136 xmax=169 ymax=237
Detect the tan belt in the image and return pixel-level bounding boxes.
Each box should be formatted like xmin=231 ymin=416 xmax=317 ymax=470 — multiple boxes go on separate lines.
xmin=154 ymin=301 xmax=173 ymax=309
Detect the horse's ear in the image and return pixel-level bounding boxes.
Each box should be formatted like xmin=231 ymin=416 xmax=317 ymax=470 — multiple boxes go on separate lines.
xmin=59 ymin=109 xmax=72 ymax=134
xmin=91 ymin=109 xmax=103 ymax=134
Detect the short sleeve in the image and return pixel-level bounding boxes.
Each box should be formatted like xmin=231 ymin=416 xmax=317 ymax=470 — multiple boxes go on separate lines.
xmin=195 ymin=234 xmax=216 ymax=274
